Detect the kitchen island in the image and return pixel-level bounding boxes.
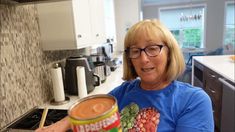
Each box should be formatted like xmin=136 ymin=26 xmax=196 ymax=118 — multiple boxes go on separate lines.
xmin=192 ymin=55 xmax=235 ymax=84
xmin=192 ymin=55 xmax=235 ymax=132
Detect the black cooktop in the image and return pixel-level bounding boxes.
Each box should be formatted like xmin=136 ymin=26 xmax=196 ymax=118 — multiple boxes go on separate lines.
xmin=7 ymin=108 xmax=68 ymax=130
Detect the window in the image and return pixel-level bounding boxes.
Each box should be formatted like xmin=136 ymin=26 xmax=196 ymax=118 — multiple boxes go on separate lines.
xmin=224 ymin=2 xmax=235 ymax=49
xmin=159 ymin=5 xmax=205 ymax=49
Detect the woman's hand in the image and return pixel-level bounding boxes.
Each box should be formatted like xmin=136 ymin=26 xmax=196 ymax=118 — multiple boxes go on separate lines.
xmin=35 ymin=116 xmax=71 ymax=132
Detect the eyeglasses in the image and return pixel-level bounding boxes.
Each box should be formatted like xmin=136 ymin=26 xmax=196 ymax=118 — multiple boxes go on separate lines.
xmin=125 ymin=44 xmax=165 ymax=59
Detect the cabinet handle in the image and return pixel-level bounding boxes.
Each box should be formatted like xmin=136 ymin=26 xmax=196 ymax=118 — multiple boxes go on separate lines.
xmin=209 ymin=74 xmax=216 ymax=78
xmin=77 ymin=34 xmax=82 ymax=38
xmin=96 ymin=34 xmax=99 ymax=37
xmin=209 ymin=88 xmax=216 ymax=94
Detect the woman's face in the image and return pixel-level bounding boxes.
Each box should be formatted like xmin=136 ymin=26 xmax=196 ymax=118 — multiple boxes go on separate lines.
xmin=130 ymin=37 xmax=169 ymax=85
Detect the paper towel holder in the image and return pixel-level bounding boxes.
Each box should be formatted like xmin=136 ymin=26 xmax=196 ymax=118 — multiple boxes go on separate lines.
xmin=50 ymin=96 xmax=70 ymax=105
xmin=50 ymin=62 xmax=69 ymax=106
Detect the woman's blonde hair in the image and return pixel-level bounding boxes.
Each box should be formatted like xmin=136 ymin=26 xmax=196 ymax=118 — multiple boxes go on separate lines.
xmin=122 ymin=19 xmax=185 ymax=82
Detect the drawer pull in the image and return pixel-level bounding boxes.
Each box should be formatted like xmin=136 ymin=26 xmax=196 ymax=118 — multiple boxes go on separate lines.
xmin=209 ymin=88 xmax=216 ymax=93
xmin=209 ymin=74 xmax=216 ymax=78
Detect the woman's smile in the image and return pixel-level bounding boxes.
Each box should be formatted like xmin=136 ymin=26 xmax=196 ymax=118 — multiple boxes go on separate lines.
xmin=141 ymin=67 xmax=155 ymax=72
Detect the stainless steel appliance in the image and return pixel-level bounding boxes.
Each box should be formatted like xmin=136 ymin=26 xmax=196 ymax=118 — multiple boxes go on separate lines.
xmin=1 ymin=108 xmax=70 ymax=132
xmin=64 ymin=56 xmax=100 ymax=95
xmin=93 ymin=61 xmax=106 ymax=83
xmin=95 ymin=42 xmax=121 ymax=73
xmin=90 ymin=54 xmax=107 ymax=83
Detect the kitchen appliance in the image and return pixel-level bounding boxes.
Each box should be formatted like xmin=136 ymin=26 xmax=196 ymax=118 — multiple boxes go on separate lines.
xmin=64 ymin=56 xmax=100 ymax=95
xmin=90 ymin=54 xmax=107 ymax=83
xmin=97 ymin=42 xmax=113 ymax=60
xmin=93 ymin=61 xmax=106 ymax=83
xmin=94 ymin=42 xmax=121 ymax=74
xmin=105 ymin=64 xmax=111 ymax=76
xmin=1 ymin=108 xmax=71 ymax=132
xmin=108 ymin=57 xmax=122 ymax=71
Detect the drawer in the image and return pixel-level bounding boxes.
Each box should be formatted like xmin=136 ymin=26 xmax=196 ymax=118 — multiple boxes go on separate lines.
xmin=203 ymin=68 xmax=223 ymax=132
xmin=206 ymin=84 xmax=222 ymax=103
xmin=204 ymin=70 xmax=221 ymax=88
xmin=203 ymin=67 xmax=223 ymax=103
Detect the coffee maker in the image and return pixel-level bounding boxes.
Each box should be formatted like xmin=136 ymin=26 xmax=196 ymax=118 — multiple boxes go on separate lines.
xmin=96 ymin=42 xmax=121 ymax=72
xmin=64 ymin=56 xmax=100 ymax=95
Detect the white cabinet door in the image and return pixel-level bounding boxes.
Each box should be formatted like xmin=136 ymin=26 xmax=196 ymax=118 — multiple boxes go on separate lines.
xmin=37 ymin=0 xmax=106 ymax=51
xmin=104 ymin=0 xmax=116 ymax=41
xmin=72 ymin=0 xmax=92 ymax=47
xmin=37 ymin=1 xmax=78 ymax=50
xmin=89 ymin=0 xmax=106 ymax=45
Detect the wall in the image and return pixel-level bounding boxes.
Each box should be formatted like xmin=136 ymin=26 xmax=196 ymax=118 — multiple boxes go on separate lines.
xmin=205 ymin=0 xmax=225 ymax=50
xmin=0 ymin=4 xmax=88 ymax=128
xmin=143 ymin=0 xmax=230 ymax=51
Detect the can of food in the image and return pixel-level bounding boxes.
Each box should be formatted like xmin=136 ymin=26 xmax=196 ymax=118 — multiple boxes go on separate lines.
xmin=68 ymin=94 xmax=122 ymax=132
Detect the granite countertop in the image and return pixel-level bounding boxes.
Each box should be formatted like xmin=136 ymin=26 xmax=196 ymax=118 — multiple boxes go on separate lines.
xmin=41 ymin=65 xmax=124 ymax=110
xmin=193 ymin=55 xmax=235 ymax=83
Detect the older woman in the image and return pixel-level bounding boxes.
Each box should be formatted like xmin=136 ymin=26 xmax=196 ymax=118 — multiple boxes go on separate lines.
xmin=109 ymin=19 xmax=214 ymax=132
xmin=36 ymin=19 xmax=214 ymax=132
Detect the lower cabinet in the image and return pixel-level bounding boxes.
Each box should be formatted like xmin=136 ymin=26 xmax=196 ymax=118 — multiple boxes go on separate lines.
xmin=193 ymin=56 xmax=235 ymax=132
xmin=193 ymin=60 xmax=223 ymax=132
xmin=203 ymin=67 xmax=223 ymax=132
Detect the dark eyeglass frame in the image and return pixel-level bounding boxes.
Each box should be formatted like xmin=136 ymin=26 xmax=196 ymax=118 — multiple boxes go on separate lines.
xmin=125 ymin=44 xmax=165 ymax=59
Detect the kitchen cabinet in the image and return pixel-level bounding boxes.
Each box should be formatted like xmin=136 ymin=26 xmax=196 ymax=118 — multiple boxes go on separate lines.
xmin=219 ymin=78 xmax=235 ymax=132
xmin=114 ymin=0 xmax=141 ymax=52
xmin=203 ymin=66 xmax=223 ymax=132
xmin=193 ymin=60 xmax=222 ymax=132
xmin=89 ymin=0 xmax=106 ymax=44
xmin=104 ymin=0 xmax=116 ymax=41
xmin=192 ymin=60 xmax=204 ymax=88
xmin=37 ymin=0 xmax=106 ymax=51
xmin=192 ymin=55 xmax=235 ymax=132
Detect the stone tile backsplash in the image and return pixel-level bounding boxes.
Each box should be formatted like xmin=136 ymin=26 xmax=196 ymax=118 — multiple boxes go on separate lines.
xmin=0 ymin=4 xmax=88 ymax=128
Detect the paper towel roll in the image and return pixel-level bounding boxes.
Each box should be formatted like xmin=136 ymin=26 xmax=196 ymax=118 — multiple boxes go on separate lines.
xmin=76 ymin=66 xmax=87 ymax=98
xmin=50 ymin=66 xmax=65 ymax=102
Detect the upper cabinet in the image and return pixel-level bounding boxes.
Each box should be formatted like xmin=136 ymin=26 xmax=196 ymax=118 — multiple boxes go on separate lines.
xmin=89 ymin=0 xmax=106 ymax=44
xmin=37 ymin=0 xmax=106 ymax=51
xmin=104 ymin=0 xmax=116 ymax=42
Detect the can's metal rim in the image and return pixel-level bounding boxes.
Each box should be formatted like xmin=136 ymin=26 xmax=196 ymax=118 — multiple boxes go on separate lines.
xmin=68 ymin=94 xmax=118 ymax=121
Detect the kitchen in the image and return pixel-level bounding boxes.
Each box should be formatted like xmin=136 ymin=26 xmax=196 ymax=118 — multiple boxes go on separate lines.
xmin=0 ymin=0 xmax=234 ymax=132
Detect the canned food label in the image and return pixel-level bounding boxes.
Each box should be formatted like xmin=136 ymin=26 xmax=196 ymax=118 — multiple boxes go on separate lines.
xmin=71 ymin=112 xmax=121 ymax=132
xmin=68 ymin=95 xmax=122 ymax=132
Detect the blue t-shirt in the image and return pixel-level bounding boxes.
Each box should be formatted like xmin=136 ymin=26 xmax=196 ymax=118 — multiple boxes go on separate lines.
xmin=109 ymin=79 xmax=214 ymax=132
